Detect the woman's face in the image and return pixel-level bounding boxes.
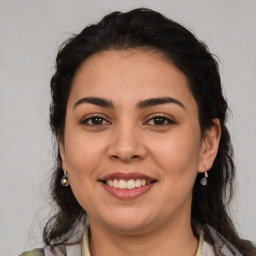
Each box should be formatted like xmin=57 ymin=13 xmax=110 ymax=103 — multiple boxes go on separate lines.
xmin=60 ymin=49 xmax=217 ymax=234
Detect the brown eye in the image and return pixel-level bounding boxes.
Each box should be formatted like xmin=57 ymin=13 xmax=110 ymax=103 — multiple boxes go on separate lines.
xmin=91 ymin=117 xmax=104 ymax=125
xmin=153 ymin=117 xmax=167 ymax=125
xmin=146 ymin=116 xmax=175 ymax=126
xmin=82 ymin=116 xmax=110 ymax=126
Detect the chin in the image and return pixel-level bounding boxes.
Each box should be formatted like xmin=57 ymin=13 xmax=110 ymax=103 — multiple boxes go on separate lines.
xmin=107 ymin=221 xmax=152 ymax=235
xmin=97 ymin=208 xmax=154 ymax=235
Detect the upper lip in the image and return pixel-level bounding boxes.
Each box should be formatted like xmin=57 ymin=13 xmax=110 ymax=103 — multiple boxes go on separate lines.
xmin=99 ymin=172 xmax=156 ymax=182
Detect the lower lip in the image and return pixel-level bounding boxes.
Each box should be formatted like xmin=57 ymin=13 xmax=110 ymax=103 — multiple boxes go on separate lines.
xmin=101 ymin=182 xmax=155 ymax=200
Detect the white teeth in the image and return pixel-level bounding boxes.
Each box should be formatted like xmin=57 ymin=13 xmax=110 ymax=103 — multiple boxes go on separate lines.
xmin=135 ymin=179 xmax=141 ymax=187
xmin=113 ymin=179 xmax=119 ymax=188
xmin=127 ymin=179 xmax=136 ymax=189
xmin=106 ymin=178 xmax=151 ymax=189
xmin=119 ymin=180 xmax=126 ymax=189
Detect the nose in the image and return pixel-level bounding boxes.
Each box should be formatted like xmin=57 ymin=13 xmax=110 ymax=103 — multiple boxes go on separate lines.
xmin=107 ymin=123 xmax=147 ymax=162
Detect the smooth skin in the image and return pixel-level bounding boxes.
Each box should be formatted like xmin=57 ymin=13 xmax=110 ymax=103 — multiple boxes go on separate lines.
xmin=59 ymin=49 xmax=221 ymax=256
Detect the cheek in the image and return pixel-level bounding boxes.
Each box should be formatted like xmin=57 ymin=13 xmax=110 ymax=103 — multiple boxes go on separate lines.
xmin=63 ymin=131 xmax=105 ymax=180
xmin=63 ymin=133 xmax=106 ymax=212
xmin=148 ymin=129 xmax=202 ymax=178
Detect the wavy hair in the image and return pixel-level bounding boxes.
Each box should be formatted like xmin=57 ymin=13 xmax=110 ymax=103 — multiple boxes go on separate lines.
xmin=44 ymin=8 xmax=255 ymax=255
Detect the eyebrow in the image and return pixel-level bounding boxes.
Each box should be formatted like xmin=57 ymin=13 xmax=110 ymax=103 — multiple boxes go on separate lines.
xmin=73 ymin=97 xmax=114 ymax=109
xmin=73 ymin=96 xmax=185 ymax=110
xmin=137 ymin=97 xmax=185 ymax=109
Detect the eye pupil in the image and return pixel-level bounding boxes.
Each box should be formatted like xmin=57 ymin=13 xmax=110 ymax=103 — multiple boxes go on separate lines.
xmin=154 ymin=117 xmax=165 ymax=125
xmin=92 ymin=117 xmax=103 ymax=125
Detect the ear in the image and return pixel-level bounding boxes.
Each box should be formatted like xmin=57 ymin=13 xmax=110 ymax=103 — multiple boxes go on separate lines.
xmin=198 ymin=118 xmax=221 ymax=173
xmin=59 ymin=138 xmax=68 ymax=172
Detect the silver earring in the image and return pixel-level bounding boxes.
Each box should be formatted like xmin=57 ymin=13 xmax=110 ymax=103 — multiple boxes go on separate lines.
xmin=61 ymin=171 xmax=69 ymax=186
xmin=200 ymin=166 xmax=208 ymax=186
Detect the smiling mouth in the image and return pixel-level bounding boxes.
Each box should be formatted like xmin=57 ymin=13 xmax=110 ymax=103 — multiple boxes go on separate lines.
xmin=101 ymin=179 xmax=155 ymax=190
xmin=99 ymin=173 xmax=157 ymax=200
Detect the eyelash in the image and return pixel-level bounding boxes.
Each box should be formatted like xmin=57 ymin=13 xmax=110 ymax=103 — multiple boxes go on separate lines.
xmin=145 ymin=116 xmax=176 ymax=126
xmin=80 ymin=115 xmax=176 ymax=127
xmin=80 ymin=115 xmax=111 ymax=126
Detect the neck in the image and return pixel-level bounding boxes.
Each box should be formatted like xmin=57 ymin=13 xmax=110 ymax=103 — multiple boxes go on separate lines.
xmin=88 ymin=216 xmax=198 ymax=256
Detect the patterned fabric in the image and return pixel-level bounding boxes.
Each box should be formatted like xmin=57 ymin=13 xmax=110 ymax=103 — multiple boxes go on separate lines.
xmin=206 ymin=225 xmax=243 ymax=256
xmin=20 ymin=225 xmax=243 ymax=256
xmin=19 ymin=248 xmax=45 ymax=256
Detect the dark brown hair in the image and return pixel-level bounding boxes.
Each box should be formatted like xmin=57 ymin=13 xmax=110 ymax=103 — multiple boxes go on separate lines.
xmin=44 ymin=8 xmax=255 ymax=255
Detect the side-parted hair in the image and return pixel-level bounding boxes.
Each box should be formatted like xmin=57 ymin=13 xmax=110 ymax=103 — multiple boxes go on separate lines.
xmin=45 ymin=8 xmax=255 ymax=255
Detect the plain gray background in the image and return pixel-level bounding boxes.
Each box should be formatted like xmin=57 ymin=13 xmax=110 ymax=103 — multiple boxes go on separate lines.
xmin=0 ymin=0 xmax=255 ymax=255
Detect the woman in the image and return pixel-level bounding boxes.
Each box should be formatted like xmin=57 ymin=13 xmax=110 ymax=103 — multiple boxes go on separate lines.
xmin=21 ymin=8 xmax=256 ymax=256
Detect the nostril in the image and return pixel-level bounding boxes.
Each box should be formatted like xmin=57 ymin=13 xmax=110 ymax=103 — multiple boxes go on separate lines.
xmin=110 ymin=154 xmax=141 ymax=161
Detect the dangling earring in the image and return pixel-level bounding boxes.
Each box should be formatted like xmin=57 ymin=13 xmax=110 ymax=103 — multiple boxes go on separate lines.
xmin=61 ymin=171 xmax=70 ymax=186
xmin=200 ymin=166 xmax=208 ymax=186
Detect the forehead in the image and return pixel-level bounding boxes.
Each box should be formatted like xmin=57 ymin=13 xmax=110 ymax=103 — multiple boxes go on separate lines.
xmin=69 ymin=49 xmax=197 ymax=111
